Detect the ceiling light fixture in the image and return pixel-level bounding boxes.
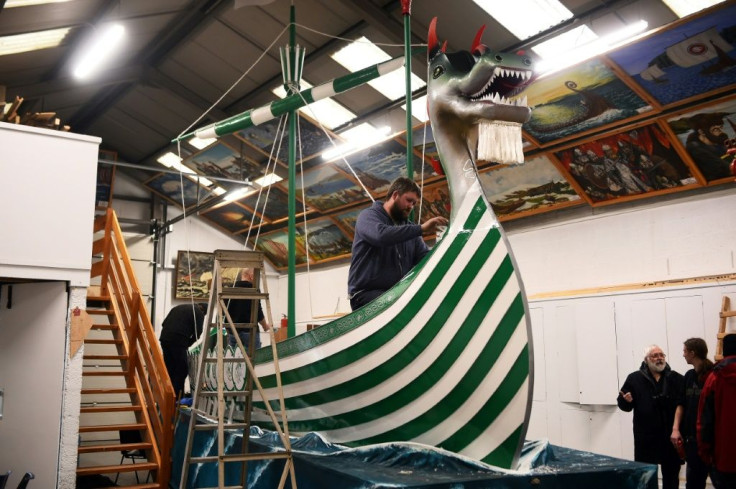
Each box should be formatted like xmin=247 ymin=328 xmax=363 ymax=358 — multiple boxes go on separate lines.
xmin=72 ymin=23 xmax=126 ymax=79
xmin=254 ymin=173 xmax=283 ymax=187
xmin=322 ymin=123 xmax=390 ymax=160
xmin=188 ymin=136 xmax=217 ymax=150
xmin=272 ymin=80 xmax=356 ymax=129
xmin=223 ymin=187 xmax=253 ymax=203
xmin=4 ymin=0 xmax=71 ymax=6
xmin=473 ymin=0 xmax=573 ymax=41
xmin=0 ymin=27 xmax=71 ymax=56
xmin=535 ymin=20 xmax=649 ymax=76
xmin=330 ymin=36 xmax=425 ymax=101
xmin=662 ymin=0 xmax=725 ymax=18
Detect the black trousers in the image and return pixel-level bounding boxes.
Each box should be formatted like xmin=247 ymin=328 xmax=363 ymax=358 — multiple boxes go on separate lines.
xmin=161 ymin=341 xmax=189 ymax=400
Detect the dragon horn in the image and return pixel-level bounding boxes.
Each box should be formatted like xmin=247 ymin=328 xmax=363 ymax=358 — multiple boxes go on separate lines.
xmin=471 ymin=25 xmax=486 ymax=52
xmin=441 ymin=40 xmax=448 ymax=52
xmin=428 ymin=17 xmax=441 ymax=59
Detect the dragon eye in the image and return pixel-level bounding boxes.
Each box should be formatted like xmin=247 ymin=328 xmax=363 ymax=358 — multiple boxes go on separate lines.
xmin=495 ymin=54 xmax=503 ymax=62
xmin=432 ymin=65 xmax=445 ymax=79
xmin=522 ymin=57 xmax=532 ymax=66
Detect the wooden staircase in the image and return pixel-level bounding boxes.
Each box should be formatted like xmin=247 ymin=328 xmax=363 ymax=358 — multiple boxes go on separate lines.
xmin=76 ymin=209 xmax=175 ymax=488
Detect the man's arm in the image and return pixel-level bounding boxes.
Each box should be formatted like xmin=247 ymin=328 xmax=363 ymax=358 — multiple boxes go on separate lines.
xmin=356 ymin=210 xmax=422 ymax=247
xmin=671 ymin=405 xmax=684 ymax=445
xmin=617 ymin=376 xmax=634 ymax=412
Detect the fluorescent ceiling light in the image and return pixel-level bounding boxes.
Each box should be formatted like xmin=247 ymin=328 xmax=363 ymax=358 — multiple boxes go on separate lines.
xmin=0 ymin=27 xmax=71 ymax=56
xmin=72 ymin=23 xmax=125 ymax=79
xmin=662 ymin=0 xmax=724 ymax=18
xmin=212 ymin=187 xmax=226 ymax=196
xmin=473 ymin=0 xmax=573 ymax=40
xmin=188 ymin=136 xmax=217 ymax=150
xmin=330 ymin=36 xmax=425 ymax=101
xmin=272 ymin=80 xmax=355 ymax=129
xmin=254 ymin=173 xmax=283 ymax=187
xmin=5 ymin=0 xmax=70 ymax=6
xmin=156 ymin=151 xmax=214 ymax=187
xmin=323 ymin=123 xmax=390 ymax=160
xmin=223 ymin=187 xmax=253 ymax=203
xmin=535 ymin=20 xmax=648 ymax=76
xmin=402 ymin=94 xmax=429 ymax=123
xmin=531 ymin=25 xmax=598 ymax=60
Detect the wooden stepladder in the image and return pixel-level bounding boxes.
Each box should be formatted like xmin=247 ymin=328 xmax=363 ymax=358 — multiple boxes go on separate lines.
xmin=179 ymin=250 xmax=296 ymax=489
xmin=716 ymin=296 xmax=735 ymax=361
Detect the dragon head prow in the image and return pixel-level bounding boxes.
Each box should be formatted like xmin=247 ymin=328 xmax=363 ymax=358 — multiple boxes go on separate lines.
xmin=427 ymin=17 xmax=536 ymax=164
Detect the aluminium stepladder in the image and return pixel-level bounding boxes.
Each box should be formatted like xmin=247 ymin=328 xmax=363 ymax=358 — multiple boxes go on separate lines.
xmin=179 ymin=250 xmax=296 ymax=489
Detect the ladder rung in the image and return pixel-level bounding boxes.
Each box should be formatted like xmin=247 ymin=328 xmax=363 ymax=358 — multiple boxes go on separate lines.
xmin=195 ymin=423 xmax=249 ymax=430
xmin=81 ymin=388 xmax=136 ymax=395
xmin=83 ymin=354 xmax=128 ymax=360
xmin=80 ymin=405 xmax=142 ymax=414
xmin=91 ymin=324 xmax=117 ymax=330
xmin=86 ymin=294 xmax=110 ymax=302
xmin=203 ymin=357 xmax=251 ymax=363
xmin=198 ymin=390 xmax=251 ymax=397
xmin=79 ymin=423 xmax=146 ymax=433
xmin=220 ymin=452 xmax=291 ymax=462
xmin=219 ymin=289 xmax=269 ymax=300
xmin=720 ymin=310 xmax=736 ymax=318
xmin=86 ymin=309 xmax=115 ymax=315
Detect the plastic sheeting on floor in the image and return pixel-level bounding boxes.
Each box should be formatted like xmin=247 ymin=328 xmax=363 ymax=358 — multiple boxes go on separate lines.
xmin=171 ymin=409 xmax=657 ymax=488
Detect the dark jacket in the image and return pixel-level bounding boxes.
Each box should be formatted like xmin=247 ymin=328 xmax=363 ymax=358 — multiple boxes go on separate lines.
xmin=347 ymin=201 xmax=428 ymax=297
xmin=698 ymin=355 xmax=736 ymax=471
xmin=159 ymin=303 xmax=206 ymax=347
xmin=226 ymin=280 xmax=264 ymax=324
xmin=677 ymin=366 xmax=712 ymax=441
xmin=618 ymin=361 xmax=685 ymax=464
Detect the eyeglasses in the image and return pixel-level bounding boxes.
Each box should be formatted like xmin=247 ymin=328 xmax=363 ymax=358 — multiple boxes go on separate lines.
xmin=649 ymin=353 xmax=666 ymax=359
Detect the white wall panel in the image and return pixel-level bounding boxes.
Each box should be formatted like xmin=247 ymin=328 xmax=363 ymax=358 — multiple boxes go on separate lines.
xmin=576 ymin=299 xmax=617 ymax=405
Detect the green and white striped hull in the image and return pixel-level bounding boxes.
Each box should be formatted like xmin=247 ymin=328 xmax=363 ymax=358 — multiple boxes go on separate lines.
xmin=246 ymin=180 xmax=532 ymax=469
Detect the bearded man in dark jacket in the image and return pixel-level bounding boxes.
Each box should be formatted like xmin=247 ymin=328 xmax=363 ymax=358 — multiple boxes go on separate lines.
xmin=618 ymin=344 xmax=685 ymax=489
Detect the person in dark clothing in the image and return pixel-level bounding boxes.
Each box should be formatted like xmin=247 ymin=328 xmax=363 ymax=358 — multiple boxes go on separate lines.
xmin=698 ymin=333 xmax=736 ymax=489
xmin=159 ymin=302 xmax=207 ymax=400
xmin=618 ymin=344 xmax=685 ymax=489
xmin=347 ymin=177 xmax=447 ymax=310
xmin=226 ymin=268 xmax=271 ymax=351
xmin=671 ymin=337 xmax=714 ymax=489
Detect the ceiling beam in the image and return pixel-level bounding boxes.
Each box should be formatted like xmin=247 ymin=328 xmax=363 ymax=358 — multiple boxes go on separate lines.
xmin=8 ymin=65 xmax=145 ymax=100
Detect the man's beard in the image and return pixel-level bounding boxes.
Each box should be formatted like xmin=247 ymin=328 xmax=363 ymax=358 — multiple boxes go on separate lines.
xmin=705 ymin=131 xmax=728 ymax=146
xmin=647 ymin=360 xmax=666 ymax=373
xmin=389 ymin=201 xmax=409 ymax=222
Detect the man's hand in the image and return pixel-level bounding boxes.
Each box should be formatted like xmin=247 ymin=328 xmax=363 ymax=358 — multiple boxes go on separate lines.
xmin=670 ymin=428 xmax=682 ymax=446
xmin=619 ymin=390 xmax=633 ymax=403
xmin=421 ymin=216 xmax=449 ymax=235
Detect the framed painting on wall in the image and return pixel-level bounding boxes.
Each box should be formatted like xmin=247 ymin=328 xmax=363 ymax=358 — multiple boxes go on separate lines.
xmin=251 ymin=229 xmax=309 ymax=270
xmin=333 ymin=207 xmax=365 ymax=238
xmin=418 ymin=181 xmax=451 ymax=222
xmin=184 ymin=135 xmax=263 ymax=182
xmin=665 ymin=96 xmax=736 ymax=183
xmin=237 ymin=115 xmax=335 ymax=165
xmin=554 ymin=122 xmax=697 ymax=205
xmin=295 ymin=164 xmax=368 ymax=213
xmin=174 ymin=250 xmax=238 ymax=299
xmin=477 ymin=154 xmax=582 ymax=220
xmin=300 ymin=217 xmax=353 ymax=263
xmin=144 ymin=172 xmax=213 ymax=209
xmin=333 ymin=138 xmax=437 ymax=197
xmin=200 ymin=201 xmax=254 ymax=234
xmin=237 ymin=186 xmax=300 ymax=223
xmin=522 ymin=58 xmax=653 ymax=145
xmin=606 ymin=3 xmax=736 ymax=107
xmin=96 ymin=150 xmax=116 ymax=209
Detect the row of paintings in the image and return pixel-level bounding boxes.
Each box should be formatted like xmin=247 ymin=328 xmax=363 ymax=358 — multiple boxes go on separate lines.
xmin=150 ymin=3 xmax=736 ymax=271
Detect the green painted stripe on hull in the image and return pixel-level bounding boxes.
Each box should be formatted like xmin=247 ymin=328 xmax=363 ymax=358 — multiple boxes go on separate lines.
xmin=253 ymin=196 xmax=486 ymax=365
xmin=348 ymin=284 xmax=524 ymax=446
xmin=264 ymin=233 xmax=509 ymax=431
xmin=439 ymin=344 xmax=529 ymax=452
xmin=253 ymin=199 xmax=488 ymax=387
xmin=482 ymin=424 xmax=524 ymax=467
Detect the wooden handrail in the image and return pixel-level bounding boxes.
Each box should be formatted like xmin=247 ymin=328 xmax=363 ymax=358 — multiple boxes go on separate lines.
xmin=90 ymin=208 xmax=175 ymax=487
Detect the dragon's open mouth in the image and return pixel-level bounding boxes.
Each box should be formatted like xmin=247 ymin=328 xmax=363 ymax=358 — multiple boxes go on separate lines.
xmin=468 ymin=67 xmax=532 ymax=106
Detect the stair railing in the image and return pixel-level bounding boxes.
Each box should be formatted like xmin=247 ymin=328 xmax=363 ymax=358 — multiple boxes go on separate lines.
xmin=91 ymin=208 xmax=175 ymax=487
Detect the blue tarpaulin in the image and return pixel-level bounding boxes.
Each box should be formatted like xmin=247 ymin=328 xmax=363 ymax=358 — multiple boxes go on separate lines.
xmin=171 ymin=409 xmax=657 ymax=488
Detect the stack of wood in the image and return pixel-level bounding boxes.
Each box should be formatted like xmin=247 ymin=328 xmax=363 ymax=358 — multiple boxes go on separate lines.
xmin=1 ymin=94 xmax=71 ymax=131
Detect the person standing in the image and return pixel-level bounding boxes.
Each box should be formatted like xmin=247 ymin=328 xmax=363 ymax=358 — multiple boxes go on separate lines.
xmin=347 ymin=177 xmax=447 ymax=310
xmin=697 ymin=333 xmax=736 ymax=489
xmin=671 ymin=338 xmax=714 ymax=489
xmin=618 ymin=345 xmax=685 ymax=489
xmin=159 ymin=302 xmax=207 ymax=400
xmin=226 ymin=268 xmax=271 ymax=350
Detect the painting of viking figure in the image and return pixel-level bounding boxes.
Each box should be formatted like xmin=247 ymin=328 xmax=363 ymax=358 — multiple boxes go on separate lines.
xmin=555 ymin=124 xmax=696 ymax=204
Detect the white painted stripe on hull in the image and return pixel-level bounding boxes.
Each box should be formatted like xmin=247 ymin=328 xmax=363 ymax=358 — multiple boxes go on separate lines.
xmin=279 ymin=237 xmax=511 ymax=420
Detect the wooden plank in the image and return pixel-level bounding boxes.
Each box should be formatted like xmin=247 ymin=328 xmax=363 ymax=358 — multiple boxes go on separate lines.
xmin=78 ymin=442 xmax=151 ymax=454
xmin=79 ymin=423 xmax=146 ymax=433
xmin=80 ymin=405 xmax=142 ymax=414
xmin=76 ymin=462 xmax=157 ymax=476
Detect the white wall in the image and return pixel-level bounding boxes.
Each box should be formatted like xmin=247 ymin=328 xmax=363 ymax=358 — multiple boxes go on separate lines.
xmin=0 ymin=282 xmax=68 ymax=488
